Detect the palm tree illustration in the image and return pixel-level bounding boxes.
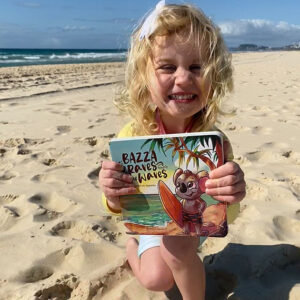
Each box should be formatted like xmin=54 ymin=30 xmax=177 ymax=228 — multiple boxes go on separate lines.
xmin=141 ymin=136 xmax=223 ymax=171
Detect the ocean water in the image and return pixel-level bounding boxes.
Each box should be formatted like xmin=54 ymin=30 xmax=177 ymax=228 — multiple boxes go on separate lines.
xmin=122 ymin=194 xmax=171 ymax=227
xmin=0 ymin=48 xmax=127 ymax=67
xmin=121 ymin=193 xmax=218 ymax=227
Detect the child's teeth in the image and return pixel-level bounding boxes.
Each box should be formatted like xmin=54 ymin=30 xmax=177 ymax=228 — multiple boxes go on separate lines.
xmin=171 ymin=94 xmax=194 ymax=100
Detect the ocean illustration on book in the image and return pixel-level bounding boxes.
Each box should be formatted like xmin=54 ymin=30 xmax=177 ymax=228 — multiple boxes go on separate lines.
xmin=109 ymin=131 xmax=228 ymax=237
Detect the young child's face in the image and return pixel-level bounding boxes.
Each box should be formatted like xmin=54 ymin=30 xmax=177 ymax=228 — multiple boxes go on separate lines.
xmin=149 ymin=34 xmax=211 ymax=125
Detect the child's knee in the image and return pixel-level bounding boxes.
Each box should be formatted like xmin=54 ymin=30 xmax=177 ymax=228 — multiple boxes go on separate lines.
xmin=140 ymin=266 xmax=174 ymax=291
xmin=160 ymin=236 xmax=200 ymax=270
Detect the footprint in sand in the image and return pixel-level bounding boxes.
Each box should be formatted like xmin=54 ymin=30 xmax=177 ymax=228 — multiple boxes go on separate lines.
xmin=31 ymin=173 xmax=60 ymax=184
xmin=16 ymin=248 xmax=74 ymax=285
xmin=0 ymin=194 xmax=19 ymax=205
xmin=245 ymin=181 xmax=269 ymax=201
xmin=1 ymin=138 xmax=24 ymax=147
xmin=96 ymin=118 xmax=105 ymax=123
xmin=17 ymin=147 xmax=31 ymax=155
xmin=49 ymin=109 xmax=71 ymax=116
xmin=43 ymin=158 xmax=57 ymax=166
xmin=288 ymin=175 xmax=300 ymax=199
xmin=73 ymin=136 xmax=98 ymax=146
xmin=102 ymin=133 xmax=116 ymax=139
xmin=266 ymin=185 xmax=299 ymax=204
xmin=16 ymin=265 xmax=54 ymax=283
xmin=0 ymin=148 xmax=7 ymax=157
xmin=24 ymin=138 xmax=50 ymax=146
xmin=48 ymin=102 xmax=65 ymax=106
xmin=100 ymin=149 xmax=110 ymax=159
xmin=93 ymin=260 xmax=133 ymax=299
xmin=50 ymin=219 xmax=122 ymax=243
xmin=69 ymin=105 xmax=87 ymax=112
xmin=273 ymin=215 xmax=300 ymax=240
xmin=251 ymin=126 xmax=272 ymax=135
xmin=0 ymin=206 xmax=20 ymax=231
xmin=30 ymin=151 xmax=54 ymax=162
xmin=87 ymin=166 xmax=101 ymax=188
xmin=15 ymin=249 xmax=79 ymax=299
xmin=245 ymin=149 xmax=294 ymax=164
xmin=0 ymin=170 xmax=19 ymax=181
xmin=260 ymin=141 xmax=290 ymax=149
xmin=1 ymin=138 xmax=50 ymax=149
xmin=230 ymin=125 xmax=250 ymax=132
xmin=33 ymin=206 xmax=62 ymax=222
xmin=33 ymin=273 xmax=78 ymax=299
xmin=56 ymin=125 xmax=71 ymax=135
xmin=28 ymin=192 xmax=76 ymax=222
xmin=34 ymin=281 xmax=74 ymax=299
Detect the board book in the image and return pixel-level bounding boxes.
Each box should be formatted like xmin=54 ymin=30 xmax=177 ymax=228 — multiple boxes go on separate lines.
xmin=109 ymin=131 xmax=228 ymax=237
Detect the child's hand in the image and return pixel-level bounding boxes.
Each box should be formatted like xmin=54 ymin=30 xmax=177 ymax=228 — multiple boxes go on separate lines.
xmin=99 ymin=161 xmax=136 ymax=211
xmin=205 ymin=162 xmax=246 ymax=204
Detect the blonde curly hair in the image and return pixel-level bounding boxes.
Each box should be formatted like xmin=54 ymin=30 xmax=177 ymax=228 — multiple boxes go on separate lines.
xmin=115 ymin=3 xmax=233 ymax=136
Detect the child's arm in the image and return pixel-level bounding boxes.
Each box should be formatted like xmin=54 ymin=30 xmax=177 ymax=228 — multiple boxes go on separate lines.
xmin=204 ymin=140 xmax=246 ymax=203
xmin=99 ymin=161 xmax=136 ymax=213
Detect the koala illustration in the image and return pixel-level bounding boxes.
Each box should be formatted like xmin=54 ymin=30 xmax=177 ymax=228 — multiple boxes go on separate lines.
xmin=173 ymin=168 xmax=209 ymax=235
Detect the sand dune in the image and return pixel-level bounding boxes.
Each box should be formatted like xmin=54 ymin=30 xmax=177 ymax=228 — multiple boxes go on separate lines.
xmin=0 ymin=53 xmax=300 ymax=299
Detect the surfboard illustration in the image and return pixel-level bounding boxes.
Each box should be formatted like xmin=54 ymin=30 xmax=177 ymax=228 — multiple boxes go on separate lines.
xmin=124 ymin=220 xmax=182 ymax=235
xmin=158 ymin=180 xmax=184 ymax=228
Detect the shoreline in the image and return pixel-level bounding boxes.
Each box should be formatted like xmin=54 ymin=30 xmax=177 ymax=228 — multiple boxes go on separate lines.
xmin=1 ymin=48 xmax=299 ymax=69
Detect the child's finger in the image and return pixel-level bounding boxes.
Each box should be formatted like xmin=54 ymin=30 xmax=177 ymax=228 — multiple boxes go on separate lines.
xmin=102 ymin=177 xmax=135 ymax=189
xmin=101 ymin=160 xmax=124 ymax=172
xmin=211 ymin=191 xmax=246 ymax=204
xmin=205 ymin=173 xmax=243 ymax=189
xmin=205 ymin=181 xmax=246 ymax=196
xmin=209 ymin=162 xmax=240 ymax=179
xmin=104 ymin=186 xmax=137 ymax=198
xmin=101 ymin=169 xmax=133 ymax=183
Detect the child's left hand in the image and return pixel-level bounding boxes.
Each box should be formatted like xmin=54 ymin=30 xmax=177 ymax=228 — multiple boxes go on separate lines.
xmin=205 ymin=162 xmax=246 ymax=204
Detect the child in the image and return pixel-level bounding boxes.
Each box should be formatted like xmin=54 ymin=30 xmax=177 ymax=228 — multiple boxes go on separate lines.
xmin=99 ymin=1 xmax=246 ymax=299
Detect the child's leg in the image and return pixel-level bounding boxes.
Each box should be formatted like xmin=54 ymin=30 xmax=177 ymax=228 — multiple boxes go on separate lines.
xmin=161 ymin=236 xmax=205 ymax=300
xmin=126 ymin=236 xmax=174 ymax=291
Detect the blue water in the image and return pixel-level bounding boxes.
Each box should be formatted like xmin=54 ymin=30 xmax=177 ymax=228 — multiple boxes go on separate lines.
xmin=121 ymin=193 xmax=219 ymax=227
xmin=0 ymin=48 xmax=127 ymax=67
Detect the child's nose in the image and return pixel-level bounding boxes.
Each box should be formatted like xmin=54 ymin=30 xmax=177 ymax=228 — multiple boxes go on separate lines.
xmin=174 ymin=68 xmax=192 ymax=85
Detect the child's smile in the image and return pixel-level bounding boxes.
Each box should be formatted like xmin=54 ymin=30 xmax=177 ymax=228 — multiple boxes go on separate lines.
xmin=167 ymin=93 xmax=197 ymax=102
xmin=149 ymin=34 xmax=211 ymax=132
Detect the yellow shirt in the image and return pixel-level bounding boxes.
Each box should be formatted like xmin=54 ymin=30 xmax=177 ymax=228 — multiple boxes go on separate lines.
xmin=102 ymin=121 xmax=240 ymax=224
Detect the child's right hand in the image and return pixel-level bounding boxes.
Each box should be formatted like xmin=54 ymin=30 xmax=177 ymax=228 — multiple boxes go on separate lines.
xmin=99 ymin=161 xmax=136 ymax=212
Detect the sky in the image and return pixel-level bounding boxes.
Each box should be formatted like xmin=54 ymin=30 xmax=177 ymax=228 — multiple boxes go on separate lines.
xmin=0 ymin=0 xmax=300 ymax=49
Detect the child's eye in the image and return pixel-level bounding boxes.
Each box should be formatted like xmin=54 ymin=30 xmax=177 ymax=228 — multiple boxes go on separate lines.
xmin=159 ymin=65 xmax=176 ymax=72
xmin=190 ymin=64 xmax=202 ymax=72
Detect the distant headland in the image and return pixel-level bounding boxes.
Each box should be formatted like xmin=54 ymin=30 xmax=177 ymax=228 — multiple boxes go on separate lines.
xmin=230 ymin=42 xmax=300 ymax=52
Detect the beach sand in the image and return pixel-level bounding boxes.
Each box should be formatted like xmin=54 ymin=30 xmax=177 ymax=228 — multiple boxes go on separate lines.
xmin=0 ymin=52 xmax=299 ymax=299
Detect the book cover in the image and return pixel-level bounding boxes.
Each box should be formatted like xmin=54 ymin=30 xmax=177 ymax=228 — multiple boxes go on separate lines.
xmin=109 ymin=131 xmax=227 ymax=237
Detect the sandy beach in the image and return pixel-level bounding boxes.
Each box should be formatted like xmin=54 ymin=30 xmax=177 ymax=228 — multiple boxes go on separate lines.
xmin=0 ymin=51 xmax=300 ymax=299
